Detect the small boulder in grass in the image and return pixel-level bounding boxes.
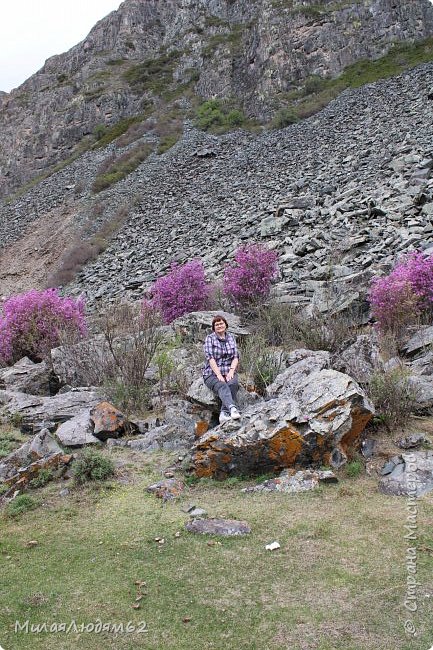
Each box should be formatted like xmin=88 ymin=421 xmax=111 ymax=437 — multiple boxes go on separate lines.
xmin=146 ymin=478 xmax=184 ymax=500
xmin=185 ymin=518 xmax=251 ymax=536
xmin=90 ymin=401 xmax=138 ymax=441
xmin=242 ymin=468 xmax=338 ymax=494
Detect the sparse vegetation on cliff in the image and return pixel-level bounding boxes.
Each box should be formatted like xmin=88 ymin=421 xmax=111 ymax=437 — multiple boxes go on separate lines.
xmin=272 ymin=36 xmax=433 ymax=126
xmin=92 ymin=143 xmax=153 ymax=192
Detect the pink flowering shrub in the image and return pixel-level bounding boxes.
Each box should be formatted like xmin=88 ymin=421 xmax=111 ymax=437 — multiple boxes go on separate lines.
xmin=369 ymin=251 xmax=433 ymax=332
xmin=150 ymin=260 xmax=210 ymax=323
xmin=0 ymin=289 xmax=87 ymax=364
xmin=223 ymin=244 xmax=279 ymax=307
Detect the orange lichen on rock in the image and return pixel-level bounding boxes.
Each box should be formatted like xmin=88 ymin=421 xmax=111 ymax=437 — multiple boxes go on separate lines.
xmin=268 ymin=426 xmax=304 ymax=466
xmin=195 ymin=421 xmax=209 ymax=438
xmin=339 ymin=406 xmax=373 ymax=454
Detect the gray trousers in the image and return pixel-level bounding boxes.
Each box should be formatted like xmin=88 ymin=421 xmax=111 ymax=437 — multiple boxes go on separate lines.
xmin=204 ymin=374 xmax=239 ymax=414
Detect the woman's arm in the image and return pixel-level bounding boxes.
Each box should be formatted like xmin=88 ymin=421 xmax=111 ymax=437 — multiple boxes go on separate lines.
xmin=226 ymin=336 xmax=239 ymax=381
xmin=209 ymin=357 xmax=225 ymax=382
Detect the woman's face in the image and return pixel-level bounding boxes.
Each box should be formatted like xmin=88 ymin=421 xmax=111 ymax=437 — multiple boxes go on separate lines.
xmin=214 ymin=319 xmax=227 ymax=336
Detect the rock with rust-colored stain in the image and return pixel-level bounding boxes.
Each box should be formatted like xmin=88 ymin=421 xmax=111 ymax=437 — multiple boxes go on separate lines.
xmin=146 ymin=478 xmax=184 ymax=500
xmin=193 ymin=363 xmax=374 ymax=478
xmin=0 ymin=429 xmax=63 ymax=481
xmin=185 ymin=518 xmax=251 ymax=536
xmin=1 ymin=452 xmax=73 ymax=499
xmin=195 ymin=421 xmax=209 ymax=438
xmin=90 ymin=401 xmax=136 ymax=441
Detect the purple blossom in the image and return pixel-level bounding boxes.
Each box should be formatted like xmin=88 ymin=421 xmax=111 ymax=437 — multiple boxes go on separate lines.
xmin=150 ymin=260 xmax=210 ymax=324
xmin=369 ymin=251 xmax=433 ymax=332
xmin=223 ymin=244 xmax=279 ymax=307
xmin=0 ymin=289 xmax=87 ymax=364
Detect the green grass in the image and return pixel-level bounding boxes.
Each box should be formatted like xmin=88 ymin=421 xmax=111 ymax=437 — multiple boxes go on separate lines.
xmin=271 ymin=0 xmax=358 ymax=13
xmin=1 ymin=449 xmax=432 ymax=649
xmin=202 ymin=25 xmax=244 ymax=58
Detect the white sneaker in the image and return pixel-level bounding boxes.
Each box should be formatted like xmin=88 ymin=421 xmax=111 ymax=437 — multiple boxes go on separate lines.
xmin=219 ymin=411 xmax=231 ymax=424
xmin=230 ymin=406 xmax=241 ymax=420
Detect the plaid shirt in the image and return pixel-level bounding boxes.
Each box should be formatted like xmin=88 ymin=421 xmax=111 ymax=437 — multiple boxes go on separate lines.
xmin=202 ymin=332 xmax=239 ymax=378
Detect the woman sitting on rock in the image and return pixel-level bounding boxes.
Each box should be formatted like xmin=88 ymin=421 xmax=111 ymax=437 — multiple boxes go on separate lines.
xmin=203 ymin=315 xmax=241 ymax=424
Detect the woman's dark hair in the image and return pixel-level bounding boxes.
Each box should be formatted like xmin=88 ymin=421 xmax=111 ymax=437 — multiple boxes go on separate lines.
xmin=211 ymin=315 xmax=228 ymax=331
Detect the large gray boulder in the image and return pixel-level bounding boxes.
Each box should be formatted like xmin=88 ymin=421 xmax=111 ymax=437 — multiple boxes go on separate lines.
xmin=55 ymin=410 xmax=100 ymax=447
xmin=50 ymin=335 xmax=109 ymax=387
xmin=187 ymin=377 xmax=261 ymax=412
xmin=0 ymin=388 xmax=103 ymax=432
xmin=193 ymin=366 xmax=374 ymax=478
xmin=407 ymin=376 xmax=433 ymax=413
xmin=0 ymin=357 xmax=52 ymax=395
xmin=333 ymin=335 xmax=381 ymax=384
xmin=267 ymin=350 xmax=330 ymax=397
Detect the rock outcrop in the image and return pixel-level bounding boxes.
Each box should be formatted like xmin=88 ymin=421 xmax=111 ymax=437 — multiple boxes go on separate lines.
xmin=1 ymin=57 xmax=432 ymax=311
xmin=193 ymin=359 xmax=374 ymax=478
xmin=1 ymin=0 xmax=432 ymax=199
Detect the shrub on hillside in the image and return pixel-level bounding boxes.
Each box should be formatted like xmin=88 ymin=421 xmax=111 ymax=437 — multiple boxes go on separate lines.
xmin=369 ymin=251 xmax=433 ymax=333
xmin=6 ymin=494 xmax=38 ymax=518
xmin=223 ymin=244 xmax=278 ymax=309
xmin=270 ymin=107 xmax=298 ymax=129
xmin=0 ymin=289 xmax=87 ymax=365
xmin=195 ymin=99 xmax=248 ymax=132
xmin=367 ymin=367 xmax=417 ymax=432
xmin=58 ymin=300 xmax=163 ymax=414
xmin=150 ymin=260 xmax=210 ymax=323
xmin=72 ymin=448 xmax=115 ymax=484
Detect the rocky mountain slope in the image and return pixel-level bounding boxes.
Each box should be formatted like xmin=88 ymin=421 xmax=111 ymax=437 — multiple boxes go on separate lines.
xmin=0 ymin=58 xmax=432 ymax=313
xmin=1 ymin=0 xmax=433 ymax=199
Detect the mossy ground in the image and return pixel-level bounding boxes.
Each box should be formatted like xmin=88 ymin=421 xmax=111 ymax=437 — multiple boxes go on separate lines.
xmin=1 ymin=438 xmax=432 ymax=650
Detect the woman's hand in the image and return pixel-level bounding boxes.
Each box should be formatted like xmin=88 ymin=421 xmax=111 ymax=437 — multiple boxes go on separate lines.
xmin=226 ymin=369 xmax=235 ymax=382
xmin=216 ymin=372 xmax=226 ymax=382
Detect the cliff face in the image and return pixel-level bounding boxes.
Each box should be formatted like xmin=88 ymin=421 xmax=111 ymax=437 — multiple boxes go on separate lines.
xmin=0 ymin=0 xmax=433 ymax=199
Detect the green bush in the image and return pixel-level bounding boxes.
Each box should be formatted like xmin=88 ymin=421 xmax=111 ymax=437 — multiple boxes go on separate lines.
xmin=367 ymin=368 xmax=417 ymax=432
xmin=195 ymin=100 xmax=248 ymax=133
xmin=303 ymin=75 xmax=327 ymax=95
xmin=226 ymin=109 xmax=245 ymax=127
xmin=29 ymin=469 xmax=53 ymax=489
xmin=72 ymin=449 xmax=115 ymax=484
xmin=270 ymin=107 xmax=298 ymax=129
xmin=240 ymin=334 xmax=283 ymax=395
xmin=345 ymin=460 xmax=363 ymax=478
xmin=196 ymin=100 xmax=226 ymax=130
xmin=104 ymin=380 xmax=151 ymax=415
xmin=123 ymin=51 xmax=179 ymax=93
xmin=6 ymin=494 xmax=38 ymax=517
xmin=0 ymin=438 xmax=17 ymax=459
